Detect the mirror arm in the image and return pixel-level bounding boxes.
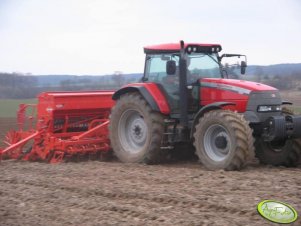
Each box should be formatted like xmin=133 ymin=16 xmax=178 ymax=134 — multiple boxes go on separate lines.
xmin=219 ymin=54 xmax=247 ymax=64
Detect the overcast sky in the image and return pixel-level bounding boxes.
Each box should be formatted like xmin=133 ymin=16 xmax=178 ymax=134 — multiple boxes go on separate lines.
xmin=0 ymin=0 xmax=300 ymax=75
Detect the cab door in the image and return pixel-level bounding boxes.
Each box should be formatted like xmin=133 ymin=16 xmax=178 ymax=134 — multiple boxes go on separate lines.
xmin=144 ymin=54 xmax=181 ymax=113
xmin=187 ymin=83 xmax=200 ymax=113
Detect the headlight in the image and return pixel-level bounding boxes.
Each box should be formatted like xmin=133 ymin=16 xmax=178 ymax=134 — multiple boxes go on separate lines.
xmin=257 ymin=105 xmax=281 ymax=112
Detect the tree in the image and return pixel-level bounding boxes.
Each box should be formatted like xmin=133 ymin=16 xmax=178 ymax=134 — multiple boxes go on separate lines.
xmin=112 ymin=71 xmax=125 ymax=88
xmin=255 ymin=67 xmax=264 ymax=82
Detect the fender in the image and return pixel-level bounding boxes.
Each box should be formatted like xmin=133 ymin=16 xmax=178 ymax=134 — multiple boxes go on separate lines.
xmin=190 ymin=102 xmax=236 ymax=138
xmin=112 ymin=83 xmax=170 ymax=115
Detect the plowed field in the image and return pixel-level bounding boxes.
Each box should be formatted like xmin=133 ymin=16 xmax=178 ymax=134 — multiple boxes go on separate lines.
xmin=0 ymin=160 xmax=300 ymax=226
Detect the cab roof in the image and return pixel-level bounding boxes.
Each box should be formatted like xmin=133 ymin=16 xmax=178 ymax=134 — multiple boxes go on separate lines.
xmin=144 ymin=43 xmax=222 ymax=54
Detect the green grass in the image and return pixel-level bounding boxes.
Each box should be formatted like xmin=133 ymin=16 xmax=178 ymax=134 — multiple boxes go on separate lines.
xmin=292 ymin=106 xmax=301 ymax=114
xmin=0 ymin=98 xmax=300 ymax=117
xmin=0 ymin=99 xmax=37 ymax=117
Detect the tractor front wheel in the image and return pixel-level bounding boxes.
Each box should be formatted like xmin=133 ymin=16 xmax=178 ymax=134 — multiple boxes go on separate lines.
xmin=255 ymin=107 xmax=301 ymax=167
xmin=109 ymin=92 xmax=166 ymax=164
xmin=255 ymin=138 xmax=301 ymax=167
xmin=193 ymin=110 xmax=254 ymax=170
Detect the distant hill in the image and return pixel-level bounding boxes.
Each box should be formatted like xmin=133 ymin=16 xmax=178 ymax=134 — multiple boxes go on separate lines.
xmin=246 ymin=63 xmax=301 ymax=76
xmin=1 ymin=63 xmax=300 ymax=99
xmin=34 ymin=63 xmax=301 ymax=87
xmin=35 ymin=73 xmax=143 ymax=87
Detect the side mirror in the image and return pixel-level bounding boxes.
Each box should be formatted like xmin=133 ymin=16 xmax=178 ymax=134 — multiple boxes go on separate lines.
xmin=166 ymin=60 xmax=176 ymax=75
xmin=241 ymin=61 xmax=247 ymax=75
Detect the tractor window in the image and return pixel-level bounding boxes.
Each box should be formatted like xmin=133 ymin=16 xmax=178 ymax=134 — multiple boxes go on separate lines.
xmin=187 ymin=53 xmax=221 ymax=80
xmin=145 ymin=54 xmax=179 ymax=83
xmin=144 ymin=53 xmax=221 ymax=84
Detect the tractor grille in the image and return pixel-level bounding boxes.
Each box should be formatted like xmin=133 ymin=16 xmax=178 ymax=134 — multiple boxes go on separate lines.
xmin=246 ymin=91 xmax=282 ymax=122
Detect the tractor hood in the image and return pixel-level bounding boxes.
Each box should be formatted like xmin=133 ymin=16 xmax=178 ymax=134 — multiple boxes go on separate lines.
xmin=200 ymin=78 xmax=277 ymax=94
xmin=200 ymin=78 xmax=280 ymax=114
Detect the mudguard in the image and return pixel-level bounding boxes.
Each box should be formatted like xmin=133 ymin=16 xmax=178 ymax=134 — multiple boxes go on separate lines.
xmin=112 ymin=83 xmax=170 ymax=115
xmin=190 ymin=102 xmax=236 ymax=138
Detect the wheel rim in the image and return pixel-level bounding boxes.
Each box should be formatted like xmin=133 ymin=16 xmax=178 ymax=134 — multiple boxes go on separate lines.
xmin=118 ymin=109 xmax=148 ymax=154
xmin=203 ymin=124 xmax=232 ymax=162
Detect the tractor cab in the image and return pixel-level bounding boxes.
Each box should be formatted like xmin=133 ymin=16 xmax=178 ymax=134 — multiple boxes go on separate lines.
xmin=143 ymin=43 xmax=223 ymax=115
xmin=142 ymin=42 xmax=247 ymax=116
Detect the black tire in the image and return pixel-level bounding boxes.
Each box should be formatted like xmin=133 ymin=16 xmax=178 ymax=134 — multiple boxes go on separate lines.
xmin=109 ymin=92 xmax=166 ymax=164
xmin=193 ymin=110 xmax=254 ymax=170
xmin=255 ymin=107 xmax=301 ymax=167
xmin=255 ymin=139 xmax=301 ymax=166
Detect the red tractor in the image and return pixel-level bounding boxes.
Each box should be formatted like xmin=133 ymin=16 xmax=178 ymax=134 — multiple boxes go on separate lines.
xmin=1 ymin=41 xmax=301 ymax=170
xmin=109 ymin=41 xmax=301 ymax=170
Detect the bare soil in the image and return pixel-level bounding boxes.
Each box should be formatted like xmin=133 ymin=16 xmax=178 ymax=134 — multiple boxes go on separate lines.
xmin=0 ymin=160 xmax=300 ymax=226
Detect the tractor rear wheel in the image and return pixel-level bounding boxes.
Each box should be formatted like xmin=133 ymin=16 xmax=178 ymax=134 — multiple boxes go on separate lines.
xmin=109 ymin=92 xmax=166 ymax=164
xmin=193 ymin=110 xmax=254 ymax=170
xmin=255 ymin=107 xmax=301 ymax=167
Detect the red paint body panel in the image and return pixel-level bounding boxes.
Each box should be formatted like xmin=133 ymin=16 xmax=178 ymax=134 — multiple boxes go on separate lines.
xmin=201 ymin=87 xmax=249 ymax=112
xmin=201 ymin=78 xmax=277 ymax=92
xmin=38 ymin=91 xmax=115 ymax=115
xmin=123 ymin=83 xmax=170 ymax=115
xmin=200 ymin=78 xmax=278 ymax=112
xmin=37 ymin=91 xmax=115 ymax=128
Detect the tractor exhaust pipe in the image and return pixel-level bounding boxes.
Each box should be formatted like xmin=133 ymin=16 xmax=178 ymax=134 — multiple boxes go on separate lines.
xmin=179 ymin=40 xmax=188 ymax=128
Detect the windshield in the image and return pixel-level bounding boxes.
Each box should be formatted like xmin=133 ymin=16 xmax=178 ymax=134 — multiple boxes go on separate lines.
xmin=144 ymin=53 xmax=222 ymax=84
xmin=187 ymin=53 xmax=221 ymax=80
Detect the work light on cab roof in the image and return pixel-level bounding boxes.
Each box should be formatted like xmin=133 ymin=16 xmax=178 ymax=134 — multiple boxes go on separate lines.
xmin=144 ymin=42 xmax=222 ymax=54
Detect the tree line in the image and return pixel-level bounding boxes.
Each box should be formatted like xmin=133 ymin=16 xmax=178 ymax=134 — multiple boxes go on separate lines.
xmin=227 ymin=66 xmax=301 ymax=90
xmin=252 ymin=67 xmax=301 ymax=91
xmin=0 ymin=69 xmax=300 ymax=99
xmin=0 ymin=73 xmax=39 ymax=98
xmin=0 ymin=72 xmax=139 ymax=99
